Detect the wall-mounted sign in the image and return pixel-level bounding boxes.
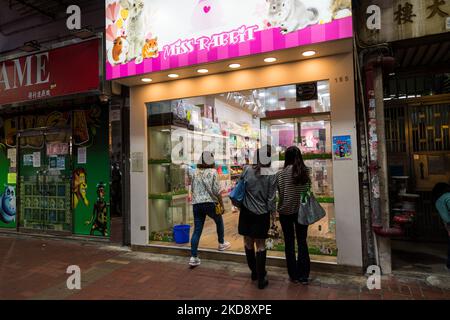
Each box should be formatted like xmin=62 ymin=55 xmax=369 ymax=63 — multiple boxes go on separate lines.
xmin=357 ymin=0 xmax=450 ymax=45
xmin=105 ymin=0 xmax=353 ymax=80
xmin=333 ymin=135 xmax=352 ymax=160
xmin=0 ymin=39 xmax=100 ymax=106
xmin=296 ymin=82 xmax=318 ymax=101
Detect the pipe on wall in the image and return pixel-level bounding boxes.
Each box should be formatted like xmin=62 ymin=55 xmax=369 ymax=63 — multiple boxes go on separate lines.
xmin=363 ymin=55 xmax=406 ymax=237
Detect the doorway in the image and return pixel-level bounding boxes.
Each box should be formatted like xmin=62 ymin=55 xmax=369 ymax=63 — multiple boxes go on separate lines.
xmin=385 ymin=98 xmax=450 ymax=274
xmin=17 ymin=128 xmax=73 ymax=234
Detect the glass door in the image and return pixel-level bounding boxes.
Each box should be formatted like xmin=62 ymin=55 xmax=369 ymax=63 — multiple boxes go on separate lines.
xmin=18 ymin=128 xmax=72 ymax=233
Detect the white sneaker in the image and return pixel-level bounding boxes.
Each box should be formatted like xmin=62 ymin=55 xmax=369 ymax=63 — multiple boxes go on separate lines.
xmin=189 ymin=256 xmax=201 ymax=266
xmin=218 ymin=241 xmax=231 ymax=251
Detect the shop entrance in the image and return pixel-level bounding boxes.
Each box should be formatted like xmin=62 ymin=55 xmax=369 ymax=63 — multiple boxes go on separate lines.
xmin=17 ymin=128 xmax=72 ymax=234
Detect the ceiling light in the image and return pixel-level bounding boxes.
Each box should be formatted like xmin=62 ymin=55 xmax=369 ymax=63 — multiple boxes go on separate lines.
xmin=18 ymin=41 xmax=40 ymax=52
xmin=197 ymin=69 xmax=209 ymax=74
xmin=229 ymin=63 xmax=241 ymax=69
xmin=302 ymin=50 xmax=316 ymax=57
xmin=245 ymin=101 xmax=253 ymax=105
xmin=280 ymin=106 xmax=286 ymax=110
xmin=264 ymin=57 xmax=277 ymax=63
xmin=168 ymin=74 xmax=179 ymax=78
xmin=141 ymin=78 xmax=152 ymax=83
xmin=259 ymin=92 xmax=266 ymax=97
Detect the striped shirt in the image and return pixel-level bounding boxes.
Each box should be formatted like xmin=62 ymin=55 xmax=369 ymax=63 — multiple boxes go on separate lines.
xmin=276 ymin=165 xmax=311 ymax=216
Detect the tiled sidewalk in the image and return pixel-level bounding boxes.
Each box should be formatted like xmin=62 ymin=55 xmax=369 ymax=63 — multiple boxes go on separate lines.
xmin=0 ymin=235 xmax=449 ymax=300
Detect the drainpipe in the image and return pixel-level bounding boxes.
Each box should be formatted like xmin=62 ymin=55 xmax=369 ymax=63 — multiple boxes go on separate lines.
xmin=364 ymin=55 xmax=404 ymax=238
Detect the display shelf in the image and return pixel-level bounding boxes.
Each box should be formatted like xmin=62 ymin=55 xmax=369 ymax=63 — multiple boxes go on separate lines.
xmin=148 ymin=191 xmax=189 ymax=201
xmin=279 ymin=153 xmax=332 ymax=161
xmin=148 ymin=159 xmax=172 ymax=164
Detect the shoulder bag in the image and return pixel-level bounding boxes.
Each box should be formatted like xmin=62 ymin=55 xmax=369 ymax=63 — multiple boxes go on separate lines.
xmin=297 ymin=185 xmax=326 ymax=225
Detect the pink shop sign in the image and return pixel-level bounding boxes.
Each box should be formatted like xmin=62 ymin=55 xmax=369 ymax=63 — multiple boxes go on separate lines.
xmin=105 ymin=0 xmax=353 ymax=80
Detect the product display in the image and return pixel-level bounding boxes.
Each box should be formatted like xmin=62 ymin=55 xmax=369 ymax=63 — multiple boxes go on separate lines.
xmin=146 ymin=83 xmax=337 ymax=258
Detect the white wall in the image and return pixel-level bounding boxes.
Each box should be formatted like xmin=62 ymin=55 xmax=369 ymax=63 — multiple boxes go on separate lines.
xmin=129 ymin=51 xmax=363 ymax=267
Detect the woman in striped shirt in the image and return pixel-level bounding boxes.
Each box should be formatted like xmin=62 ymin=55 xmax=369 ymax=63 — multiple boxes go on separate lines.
xmin=276 ymin=146 xmax=311 ymax=284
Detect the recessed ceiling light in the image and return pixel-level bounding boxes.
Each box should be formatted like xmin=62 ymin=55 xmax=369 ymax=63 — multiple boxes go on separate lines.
xmin=229 ymin=63 xmax=241 ymax=69
xmin=302 ymin=50 xmax=316 ymax=57
xmin=197 ymin=69 xmax=209 ymax=74
xmin=168 ymin=74 xmax=179 ymax=78
xmin=264 ymin=57 xmax=277 ymax=63
xmin=141 ymin=78 xmax=152 ymax=83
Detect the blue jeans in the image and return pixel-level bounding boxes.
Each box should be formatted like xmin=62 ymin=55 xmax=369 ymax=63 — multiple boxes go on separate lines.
xmin=191 ymin=203 xmax=225 ymax=257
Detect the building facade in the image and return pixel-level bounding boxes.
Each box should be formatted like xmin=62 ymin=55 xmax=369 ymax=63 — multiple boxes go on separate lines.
xmin=106 ymin=0 xmax=365 ymax=269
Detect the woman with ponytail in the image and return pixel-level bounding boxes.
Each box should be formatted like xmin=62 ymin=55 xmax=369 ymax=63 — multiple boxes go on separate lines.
xmin=238 ymin=145 xmax=277 ymax=289
xmin=276 ymin=146 xmax=311 ymax=284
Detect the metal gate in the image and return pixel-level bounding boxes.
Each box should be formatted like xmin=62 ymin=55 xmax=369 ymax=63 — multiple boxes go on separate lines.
xmin=385 ymin=97 xmax=450 ymax=241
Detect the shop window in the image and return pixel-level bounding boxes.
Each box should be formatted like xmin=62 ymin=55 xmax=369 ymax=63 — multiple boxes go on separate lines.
xmin=145 ymin=81 xmax=336 ymax=262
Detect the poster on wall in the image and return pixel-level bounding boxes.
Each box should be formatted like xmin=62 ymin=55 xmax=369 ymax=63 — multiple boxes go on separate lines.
xmin=105 ymin=0 xmax=353 ymax=80
xmin=333 ymin=135 xmax=352 ymax=160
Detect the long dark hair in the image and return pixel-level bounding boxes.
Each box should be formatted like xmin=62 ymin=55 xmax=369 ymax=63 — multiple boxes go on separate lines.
xmin=432 ymin=182 xmax=450 ymax=203
xmin=284 ymin=146 xmax=310 ymax=185
xmin=252 ymin=145 xmax=272 ymax=175
xmin=197 ymin=151 xmax=215 ymax=169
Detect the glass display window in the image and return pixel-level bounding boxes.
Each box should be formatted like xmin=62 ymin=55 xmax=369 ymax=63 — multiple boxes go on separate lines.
xmin=146 ymin=80 xmax=336 ymax=262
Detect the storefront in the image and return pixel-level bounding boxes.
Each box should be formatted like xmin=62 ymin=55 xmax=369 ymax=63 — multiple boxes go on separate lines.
xmin=107 ymin=0 xmax=363 ymax=268
xmin=0 ymin=38 xmax=113 ymax=239
xmin=355 ymin=0 xmax=450 ymax=274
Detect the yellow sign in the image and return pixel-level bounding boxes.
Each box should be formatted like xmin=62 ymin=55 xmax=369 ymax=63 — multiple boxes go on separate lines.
xmin=7 ymin=173 xmax=16 ymax=184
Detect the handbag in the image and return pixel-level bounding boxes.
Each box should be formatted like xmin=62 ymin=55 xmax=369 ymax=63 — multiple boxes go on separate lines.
xmin=229 ymin=178 xmax=247 ymax=208
xmin=297 ymin=186 xmax=326 ymax=225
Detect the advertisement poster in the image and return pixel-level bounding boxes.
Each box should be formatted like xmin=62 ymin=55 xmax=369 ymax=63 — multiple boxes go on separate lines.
xmin=32 ymin=152 xmax=41 ymax=168
xmin=23 ymin=154 xmax=33 ymax=166
xmin=77 ymin=147 xmax=87 ymax=164
xmin=105 ymin=0 xmax=352 ymax=79
xmin=333 ymin=135 xmax=352 ymax=160
xmin=0 ymin=145 xmax=16 ymax=229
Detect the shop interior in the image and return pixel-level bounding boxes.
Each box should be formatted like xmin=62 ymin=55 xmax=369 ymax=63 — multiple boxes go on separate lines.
xmin=146 ymin=81 xmax=337 ymax=263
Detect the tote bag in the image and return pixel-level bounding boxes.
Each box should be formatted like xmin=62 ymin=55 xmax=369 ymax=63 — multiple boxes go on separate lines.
xmin=297 ymin=187 xmax=326 ymax=225
xmin=229 ymin=168 xmax=247 ymax=208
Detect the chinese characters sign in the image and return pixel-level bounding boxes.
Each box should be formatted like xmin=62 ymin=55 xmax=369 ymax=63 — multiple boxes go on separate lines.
xmin=0 ymin=39 xmax=100 ymax=106
xmin=105 ymin=0 xmax=353 ymax=80
xmin=358 ymin=0 xmax=450 ymax=44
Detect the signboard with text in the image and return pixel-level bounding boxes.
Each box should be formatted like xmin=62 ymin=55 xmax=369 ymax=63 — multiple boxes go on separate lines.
xmin=0 ymin=39 xmax=100 ymax=106
xmin=357 ymin=0 xmax=450 ymax=44
xmin=105 ymin=0 xmax=353 ymax=80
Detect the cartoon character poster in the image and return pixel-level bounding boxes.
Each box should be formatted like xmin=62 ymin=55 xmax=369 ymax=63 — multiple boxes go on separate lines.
xmin=333 ymin=135 xmax=352 ymax=160
xmin=72 ymin=107 xmax=110 ymax=237
xmin=0 ymin=123 xmax=16 ymax=229
xmin=105 ymin=0 xmax=353 ymax=79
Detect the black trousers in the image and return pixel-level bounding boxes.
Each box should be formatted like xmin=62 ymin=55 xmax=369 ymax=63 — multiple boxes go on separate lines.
xmin=279 ymin=213 xmax=310 ymax=280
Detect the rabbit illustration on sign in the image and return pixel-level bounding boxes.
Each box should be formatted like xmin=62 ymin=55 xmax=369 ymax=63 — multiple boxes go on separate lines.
xmin=267 ymin=0 xmax=319 ymax=34
xmin=191 ymin=0 xmax=224 ymax=31
xmin=120 ymin=0 xmax=146 ymax=64
xmin=330 ymin=0 xmax=352 ymax=19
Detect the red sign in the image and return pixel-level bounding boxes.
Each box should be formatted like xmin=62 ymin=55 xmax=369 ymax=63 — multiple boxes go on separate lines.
xmin=0 ymin=39 xmax=100 ymax=106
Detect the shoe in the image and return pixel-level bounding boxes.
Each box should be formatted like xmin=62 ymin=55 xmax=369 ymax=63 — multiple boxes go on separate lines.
xmin=244 ymin=248 xmax=257 ymax=281
xmin=299 ymin=278 xmax=309 ymax=285
xmin=218 ymin=241 xmax=231 ymax=251
xmin=256 ymin=250 xmax=269 ymax=289
xmin=189 ymin=256 xmax=201 ymax=266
